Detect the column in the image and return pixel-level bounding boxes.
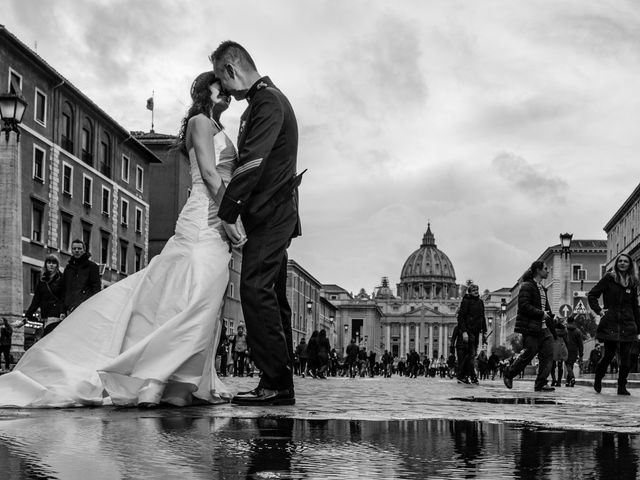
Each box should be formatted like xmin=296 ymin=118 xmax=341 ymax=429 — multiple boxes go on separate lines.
xmin=415 ymin=323 xmax=421 ymax=355
xmin=386 ymin=324 xmax=391 ymax=352
xmin=443 ymin=324 xmax=448 ymax=354
xmin=399 ymin=323 xmax=405 ymax=358
xmin=0 ymin=130 xmax=24 ymax=357
xmin=428 ymin=324 xmax=434 ymax=358
xmin=438 ymin=324 xmax=443 ymax=357
xmin=405 ymin=324 xmax=410 ymax=354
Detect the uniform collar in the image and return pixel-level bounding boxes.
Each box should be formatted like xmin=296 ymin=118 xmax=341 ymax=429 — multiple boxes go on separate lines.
xmin=246 ymin=76 xmax=273 ymax=102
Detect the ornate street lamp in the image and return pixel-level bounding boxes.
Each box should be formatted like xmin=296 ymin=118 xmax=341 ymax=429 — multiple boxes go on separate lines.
xmin=306 ymin=300 xmax=313 ymax=313
xmin=329 ymin=315 xmax=335 ymax=324
xmin=560 ymin=233 xmax=573 ymax=259
xmin=0 ymin=92 xmax=28 ymax=142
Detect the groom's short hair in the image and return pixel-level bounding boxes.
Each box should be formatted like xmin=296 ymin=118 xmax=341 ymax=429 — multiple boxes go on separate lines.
xmin=210 ymin=41 xmax=257 ymax=71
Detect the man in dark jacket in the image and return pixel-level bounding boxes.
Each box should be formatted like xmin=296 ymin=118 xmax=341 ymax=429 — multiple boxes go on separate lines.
xmin=504 ymin=261 xmax=557 ymax=392
xmin=63 ymin=240 xmax=101 ymax=313
xmin=565 ymin=315 xmax=584 ymax=386
xmin=345 ymin=339 xmax=359 ymax=378
xmin=456 ymin=284 xmax=487 ymax=385
xmin=0 ymin=318 xmax=13 ymax=371
xmin=213 ymin=41 xmax=301 ymax=406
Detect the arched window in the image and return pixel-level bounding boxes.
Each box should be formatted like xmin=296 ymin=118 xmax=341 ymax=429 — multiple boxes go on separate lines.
xmin=81 ymin=117 xmax=94 ymax=165
xmin=99 ymin=131 xmax=112 ymax=178
xmin=61 ymin=101 xmax=74 ymax=153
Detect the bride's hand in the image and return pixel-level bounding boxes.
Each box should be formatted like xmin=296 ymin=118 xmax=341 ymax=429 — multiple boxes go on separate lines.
xmin=222 ymin=221 xmax=247 ymax=248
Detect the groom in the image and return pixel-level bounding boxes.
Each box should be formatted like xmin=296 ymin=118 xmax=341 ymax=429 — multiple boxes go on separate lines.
xmin=212 ymin=41 xmax=301 ymax=405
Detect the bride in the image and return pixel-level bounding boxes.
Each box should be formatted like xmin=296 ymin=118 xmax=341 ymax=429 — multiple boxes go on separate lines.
xmin=0 ymin=72 xmax=245 ymax=408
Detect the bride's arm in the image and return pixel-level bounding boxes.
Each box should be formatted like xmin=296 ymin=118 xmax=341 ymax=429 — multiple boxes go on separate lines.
xmin=188 ymin=115 xmax=225 ymax=203
xmin=188 ymin=115 xmax=245 ymax=245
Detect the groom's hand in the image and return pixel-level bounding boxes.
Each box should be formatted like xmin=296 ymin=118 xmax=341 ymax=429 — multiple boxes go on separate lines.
xmin=222 ymin=221 xmax=246 ymax=247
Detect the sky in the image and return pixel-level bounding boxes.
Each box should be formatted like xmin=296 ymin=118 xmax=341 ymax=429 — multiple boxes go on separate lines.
xmin=4 ymin=0 xmax=640 ymax=295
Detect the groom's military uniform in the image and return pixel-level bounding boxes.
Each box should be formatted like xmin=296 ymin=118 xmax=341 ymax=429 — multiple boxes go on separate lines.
xmin=218 ymin=76 xmax=301 ymax=392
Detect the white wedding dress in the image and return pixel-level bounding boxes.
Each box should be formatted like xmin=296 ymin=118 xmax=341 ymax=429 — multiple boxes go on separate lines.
xmin=0 ymin=124 xmax=237 ymax=408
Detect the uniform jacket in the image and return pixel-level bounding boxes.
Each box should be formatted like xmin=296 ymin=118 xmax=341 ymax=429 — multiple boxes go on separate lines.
xmin=514 ymin=280 xmax=556 ymax=337
xmin=218 ymin=76 xmax=301 ymax=236
xmin=25 ymin=271 xmax=65 ymax=319
xmin=63 ymin=253 xmax=101 ymax=312
xmin=588 ymin=272 xmax=640 ymax=342
xmin=457 ymin=294 xmax=487 ymax=335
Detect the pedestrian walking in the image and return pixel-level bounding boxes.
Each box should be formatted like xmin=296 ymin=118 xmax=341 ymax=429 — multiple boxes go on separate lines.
xmin=551 ymin=318 xmax=569 ymax=387
xmin=0 ymin=318 xmax=13 ymax=371
xmin=588 ymin=253 xmax=640 ymax=396
xmin=63 ymin=240 xmax=101 ymax=314
xmin=25 ymin=254 xmax=66 ymax=337
xmin=565 ymin=315 xmax=584 ymax=387
xmin=232 ymin=325 xmax=249 ymax=377
xmin=455 ymin=283 xmax=487 ymax=385
xmin=345 ymin=339 xmax=359 ymax=378
xmin=503 ymin=261 xmax=557 ymax=392
xmin=588 ymin=344 xmax=601 ymax=374
xmin=477 ymin=349 xmax=489 ymax=380
xmin=306 ymin=330 xmax=319 ymax=378
xmin=488 ymin=351 xmax=499 ymax=380
xmin=217 ymin=322 xmax=229 ymax=377
xmin=317 ymin=329 xmax=330 ymax=379
xmin=295 ymin=338 xmax=308 ymax=377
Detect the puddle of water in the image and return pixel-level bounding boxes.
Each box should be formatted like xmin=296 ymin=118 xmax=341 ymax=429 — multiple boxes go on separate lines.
xmin=451 ymin=396 xmax=560 ymax=405
xmin=0 ymin=415 xmax=638 ymax=479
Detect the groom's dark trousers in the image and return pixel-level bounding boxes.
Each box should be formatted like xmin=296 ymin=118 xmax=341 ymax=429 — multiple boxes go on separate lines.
xmin=240 ymin=198 xmax=297 ymax=390
xmin=218 ymin=76 xmax=300 ymax=393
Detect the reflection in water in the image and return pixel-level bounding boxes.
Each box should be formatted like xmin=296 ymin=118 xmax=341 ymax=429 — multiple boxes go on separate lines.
xmin=0 ymin=412 xmax=639 ymax=479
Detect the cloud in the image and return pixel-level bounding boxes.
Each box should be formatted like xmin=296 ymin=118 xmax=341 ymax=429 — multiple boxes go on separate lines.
xmin=492 ymin=151 xmax=568 ymax=201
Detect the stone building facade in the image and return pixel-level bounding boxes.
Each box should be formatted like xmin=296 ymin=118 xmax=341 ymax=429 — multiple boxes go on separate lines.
xmin=0 ymin=26 xmax=160 ymax=355
xmin=603 ymin=182 xmax=640 ymax=271
xmin=327 ymin=225 xmax=462 ymax=360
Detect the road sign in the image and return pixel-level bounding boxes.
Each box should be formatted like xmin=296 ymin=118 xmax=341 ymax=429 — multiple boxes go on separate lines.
xmin=559 ymin=304 xmax=573 ymax=318
xmin=573 ymin=297 xmax=588 ymax=315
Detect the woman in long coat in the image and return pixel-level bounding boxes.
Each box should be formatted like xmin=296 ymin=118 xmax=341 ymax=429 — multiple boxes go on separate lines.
xmin=588 ymin=253 xmax=640 ymax=395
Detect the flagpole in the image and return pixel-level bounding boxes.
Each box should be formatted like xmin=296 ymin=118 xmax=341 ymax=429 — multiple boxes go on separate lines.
xmin=151 ymin=90 xmax=155 ymax=133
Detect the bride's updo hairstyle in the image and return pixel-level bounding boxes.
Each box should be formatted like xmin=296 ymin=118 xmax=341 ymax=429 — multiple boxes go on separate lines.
xmin=174 ymin=71 xmax=219 ymax=155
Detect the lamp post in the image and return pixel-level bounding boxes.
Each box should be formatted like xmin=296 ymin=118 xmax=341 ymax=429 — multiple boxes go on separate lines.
xmin=306 ymin=300 xmax=313 ymax=333
xmin=0 ymin=92 xmax=28 ymax=142
xmin=0 ymin=91 xmax=28 ymax=363
xmin=344 ymin=323 xmax=349 ymax=355
xmin=329 ymin=315 xmax=335 ymax=346
xmin=560 ymin=233 xmax=573 ymax=307
xmin=500 ymin=298 xmax=507 ymax=346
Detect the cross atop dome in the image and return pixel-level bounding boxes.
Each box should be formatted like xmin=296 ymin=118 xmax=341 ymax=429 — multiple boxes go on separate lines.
xmin=421 ymin=223 xmax=436 ymax=247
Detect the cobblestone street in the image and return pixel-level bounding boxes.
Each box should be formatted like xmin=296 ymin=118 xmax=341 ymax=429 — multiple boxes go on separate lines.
xmin=2 ymin=376 xmax=640 ymax=479
xmin=218 ymin=375 xmax=640 ymax=433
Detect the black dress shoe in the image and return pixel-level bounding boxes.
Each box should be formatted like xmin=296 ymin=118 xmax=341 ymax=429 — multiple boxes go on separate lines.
xmin=618 ymin=386 xmax=631 ymax=396
xmin=534 ymin=385 xmax=555 ymax=392
xmin=503 ymin=376 xmax=513 ymax=389
xmin=594 ymin=377 xmax=602 ymax=393
xmin=231 ymin=388 xmax=295 ymax=406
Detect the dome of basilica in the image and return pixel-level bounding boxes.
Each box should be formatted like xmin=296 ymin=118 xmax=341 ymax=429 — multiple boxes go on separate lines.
xmin=398 ymin=224 xmax=458 ymax=300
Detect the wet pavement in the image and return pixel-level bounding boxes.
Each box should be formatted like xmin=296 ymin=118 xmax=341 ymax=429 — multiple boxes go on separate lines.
xmin=1 ymin=376 xmax=640 ymax=479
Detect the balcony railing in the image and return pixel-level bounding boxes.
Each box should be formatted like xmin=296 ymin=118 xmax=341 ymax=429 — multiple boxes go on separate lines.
xmin=99 ymin=161 xmax=112 ymax=178
xmin=61 ymin=136 xmax=74 ymax=154
xmin=81 ymin=150 xmax=93 ymax=166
